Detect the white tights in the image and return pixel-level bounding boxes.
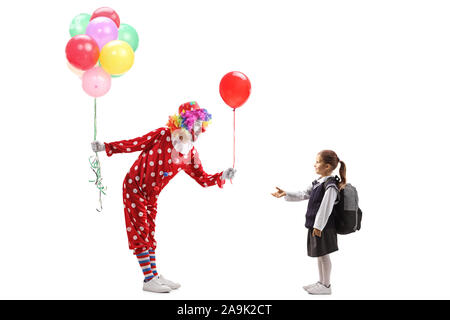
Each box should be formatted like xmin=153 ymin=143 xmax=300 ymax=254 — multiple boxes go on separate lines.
xmin=317 ymin=255 xmax=332 ymax=286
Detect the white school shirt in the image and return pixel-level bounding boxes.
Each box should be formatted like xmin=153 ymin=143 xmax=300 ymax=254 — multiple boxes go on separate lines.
xmin=284 ymin=175 xmax=339 ymax=231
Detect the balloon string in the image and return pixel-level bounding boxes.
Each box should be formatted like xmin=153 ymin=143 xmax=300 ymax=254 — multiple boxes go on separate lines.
xmin=230 ymin=108 xmax=236 ymax=184
xmin=89 ymin=97 xmax=106 ymax=212
xmin=233 ymin=108 xmax=236 ymax=169
xmin=94 ymin=97 xmax=97 ymax=141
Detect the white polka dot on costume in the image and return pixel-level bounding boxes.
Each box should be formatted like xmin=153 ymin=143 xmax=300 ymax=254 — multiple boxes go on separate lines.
xmin=166 ymin=137 xmax=171 ymax=142
xmin=133 ymin=188 xmax=138 ymax=193
xmin=167 ymin=148 xmax=171 ymax=153
xmin=119 ymin=143 xmax=123 ymax=146
xmin=133 ymin=141 xmax=138 ymax=145
xmin=150 ymin=161 xmax=154 ymax=166
xmin=178 ymin=168 xmax=181 ymax=171
xmin=161 ymin=130 xmax=165 ymax=135
xmin=151 ymin=231 xmax=155 ymax=236
xmin=143 ymin=163 xmax=146 ymax=168
xmin=152 ymin=182 xmax=156 ymax=186
xmin=126 ymin=194 xmax=130 ymax=198
xmin=194 ymin=164 xmax=199 ymax=169
xmin=159 ymin=171 xmax=163 ymax=175
xmin=169 ymin=172 xmax=173 ymax=176
xmin=147 ymin=136 xmax=152 ymax=140
xmin=140 ymin=226 xmax=144 ymax=231
xmin=158 ymin=160 xmax=163 ymax=165
xmin=127 ymin=208 xmax=131 ymax=213
xmin=138 ymin=212 xmax=144 ymax=217
xmin=131 ymin=203 xmax=136 ymax=208
xmin=126 ymin=148 xmax=131 ymax=152
xmin=135 ymin=165 xmax=138 ymax=171
xmin=139 ymin=198 xmax=144 ymax=202
xmin=133 ymin=236 xmax=138 ymax=240
xmin=145 ymin=239 xmax=149 ymax=243
xmin=127 ymin=227 xmax=131 ymax=232
xmin=143 ymin=184 xmax=146 ymax=188
xmin=157 ymin=149 xmax=162 ymax=154
xmin=151 ymin=172 xmax=155 ymax=177
xmin=153 ymin=242 xmax=157 ymax=246
xmin=141 ymin=145 xmax=145 ymax=148
xmin=137 ymin=231 xmax=141 ymax=235
xmin=149 ymin=150 xmax=153 ymax=155
xmin=135 ymin=176 xmax=140 ymax=181
xmin=204 ymin=183 xmax=208 ymax=186
xmin=168 ymin=159 xmax=172 ymax=164
xmin=109 ymin=151 xmax=112 ymax=154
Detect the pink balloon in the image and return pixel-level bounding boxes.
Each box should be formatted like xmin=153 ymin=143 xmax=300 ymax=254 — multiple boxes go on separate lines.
xmin=86 ymin=17 xmax=118 ymax=50
xmin=82 ymin=67 xmax=111 ymax=97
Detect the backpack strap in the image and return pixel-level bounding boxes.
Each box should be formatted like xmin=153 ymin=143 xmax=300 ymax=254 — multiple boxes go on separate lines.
xmin=323 ymin=175 xmax=341 ymax=203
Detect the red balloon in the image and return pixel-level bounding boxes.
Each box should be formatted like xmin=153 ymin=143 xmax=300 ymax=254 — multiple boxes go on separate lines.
xmin=65 ymin=35 xmax=100 ymax=71
xmin=219 ymin=71 xmax=251 ymax=109
xmin=91 ymin=7 xmax=120 ymax=28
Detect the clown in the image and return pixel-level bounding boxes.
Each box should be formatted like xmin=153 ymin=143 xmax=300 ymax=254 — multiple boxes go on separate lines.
xmin=91 ymin=101 xmax=236 ymax=293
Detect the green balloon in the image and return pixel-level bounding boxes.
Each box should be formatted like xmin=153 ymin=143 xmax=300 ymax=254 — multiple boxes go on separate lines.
xmin=69 ymin=13 xmax=91 ymax=37
xmin=118 ymin=24 xmax=139 ymax=52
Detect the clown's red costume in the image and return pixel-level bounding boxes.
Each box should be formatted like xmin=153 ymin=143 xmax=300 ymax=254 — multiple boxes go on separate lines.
xmin=95 ymin=101 xmax=235 ymax=293
xmin=105 ymin=127 xmax=225 ymax=254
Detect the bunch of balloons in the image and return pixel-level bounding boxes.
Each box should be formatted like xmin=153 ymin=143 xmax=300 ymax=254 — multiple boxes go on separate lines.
xmin=65 ymin=7 xmax=139 ymax=97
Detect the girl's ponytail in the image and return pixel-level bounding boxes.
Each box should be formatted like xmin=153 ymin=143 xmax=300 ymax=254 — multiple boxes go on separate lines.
xmin=318 ymin=150 xmax=347 ymax=189
xmin=338 ymin=160 xmax=347 ymax=190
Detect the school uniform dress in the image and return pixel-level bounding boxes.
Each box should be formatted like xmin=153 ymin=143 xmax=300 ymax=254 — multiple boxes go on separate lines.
xmin=285 ymin=175 xmax=340 ymax=257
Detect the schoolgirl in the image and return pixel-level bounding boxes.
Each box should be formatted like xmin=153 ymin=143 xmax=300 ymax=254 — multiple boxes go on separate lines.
xmin=272 ymin=150 xmax=346 ymax=295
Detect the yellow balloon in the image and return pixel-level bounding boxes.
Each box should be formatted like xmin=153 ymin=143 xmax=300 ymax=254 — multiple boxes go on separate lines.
xmin=99 ymin=40 xmax=135 ymax=75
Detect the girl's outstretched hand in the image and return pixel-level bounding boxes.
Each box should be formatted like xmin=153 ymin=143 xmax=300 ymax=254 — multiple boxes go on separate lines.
xmin=271 ymin=187 xmax=286 ymax=198
xmin=312 ymin=228 xmax=322 ymax=237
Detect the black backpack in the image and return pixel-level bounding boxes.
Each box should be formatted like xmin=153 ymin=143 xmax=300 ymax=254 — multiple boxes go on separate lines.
xmin=333 ymin=181 xmax=362 ymax=235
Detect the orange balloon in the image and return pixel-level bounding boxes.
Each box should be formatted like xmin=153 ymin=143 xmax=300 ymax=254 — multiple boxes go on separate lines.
xmin=67 ymin=61 xmax=85 ymax=78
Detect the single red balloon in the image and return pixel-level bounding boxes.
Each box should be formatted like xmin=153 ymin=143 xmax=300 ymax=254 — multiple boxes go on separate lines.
xmin=65 ymin=35 xmax=100 ymax=71
xmin=91 ymin=7 xmax=120 ymax=28
xmin=219 ymin=71 xmax=251 ymax=109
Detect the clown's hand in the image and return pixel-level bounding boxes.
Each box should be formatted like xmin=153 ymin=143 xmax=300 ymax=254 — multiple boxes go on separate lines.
xmin=91 ymin=141 xmax=106 ymax=153
xmin=221 ymin=168 xmax=237 ymax=180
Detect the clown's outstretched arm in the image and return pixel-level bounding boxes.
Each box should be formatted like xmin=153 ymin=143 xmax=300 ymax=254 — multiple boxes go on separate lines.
xmin=183 ymin=147 xmax=236 ymax=188
xmin=91 ymin=127 xmax=166 ymax=157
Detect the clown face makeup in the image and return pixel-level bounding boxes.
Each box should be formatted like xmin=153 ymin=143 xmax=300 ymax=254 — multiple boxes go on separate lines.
xmin=192 ymin=120 xmax=203 ymax=142
xmin=171 ymin=128 xmax=193 ymax=154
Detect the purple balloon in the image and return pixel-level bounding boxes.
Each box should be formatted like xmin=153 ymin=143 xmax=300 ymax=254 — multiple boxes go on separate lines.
xmin=82 ymin=66 xmax=111 ymax=98
xmin=86 ymin=17 xmax=118 ymax=50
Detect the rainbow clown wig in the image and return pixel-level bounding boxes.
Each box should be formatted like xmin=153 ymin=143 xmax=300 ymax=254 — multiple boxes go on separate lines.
xmin=167 ymin=101 xmax=212 ymax=134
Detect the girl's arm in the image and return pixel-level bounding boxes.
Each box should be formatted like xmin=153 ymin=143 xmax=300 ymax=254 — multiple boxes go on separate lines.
xmin=313 ymin=186 xmax=339 ymax=231
xmin=284 ymin=184 xmax=313 ymax=202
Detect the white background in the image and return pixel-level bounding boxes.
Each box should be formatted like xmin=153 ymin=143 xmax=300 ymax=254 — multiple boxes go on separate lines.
xmin=0 ymin=0 xmax=449 ymax=300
